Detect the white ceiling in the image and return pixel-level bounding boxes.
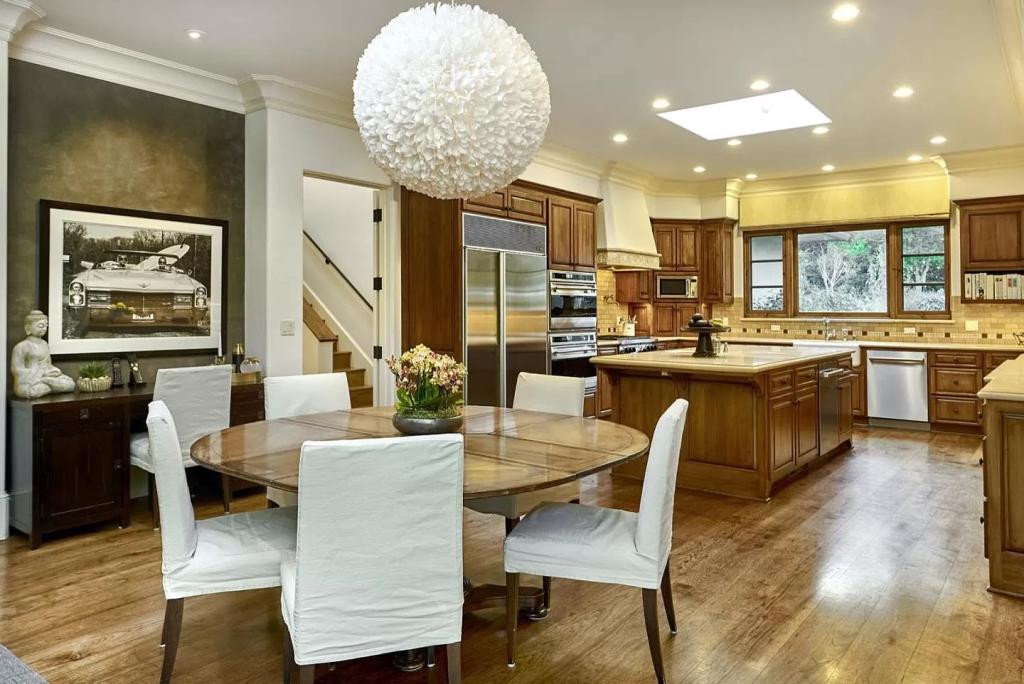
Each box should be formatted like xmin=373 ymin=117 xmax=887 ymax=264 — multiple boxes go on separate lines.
xmin=27 ymin=0 xmax=1024 ymax=181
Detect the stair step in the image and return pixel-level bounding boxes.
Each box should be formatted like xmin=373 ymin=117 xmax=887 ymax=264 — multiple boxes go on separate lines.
xmin=349 ymin=385 xmax=374 ymax=408
xmin=335 ymin=367 xmax=366 ymax=387
xmin=332 ymin=350 xmax=352 ymax=370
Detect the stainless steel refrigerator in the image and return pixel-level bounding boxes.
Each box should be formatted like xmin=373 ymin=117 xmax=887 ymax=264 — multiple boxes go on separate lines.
xmin=463 ymin=213 xmax=548 ymax=407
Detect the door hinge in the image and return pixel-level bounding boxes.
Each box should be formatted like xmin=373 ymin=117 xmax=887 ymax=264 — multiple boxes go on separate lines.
xmin=372 ymin=208 xmax=383 ymax=223
xmin=372 ymin=277 xmax=383 ymax=291
xmin=373 ymin=345 xmax=383 ymax=360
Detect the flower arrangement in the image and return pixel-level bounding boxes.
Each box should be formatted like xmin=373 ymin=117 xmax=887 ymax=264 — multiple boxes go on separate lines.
xmin=386 ymin=345 xmax=467 ymax=419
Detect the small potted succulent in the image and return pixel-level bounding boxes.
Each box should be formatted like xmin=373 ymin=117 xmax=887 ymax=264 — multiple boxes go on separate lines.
xmin=386 ymin=344 xmax=467 ymax=435
xmin=77 ymin=361 xmax=113 ymax=393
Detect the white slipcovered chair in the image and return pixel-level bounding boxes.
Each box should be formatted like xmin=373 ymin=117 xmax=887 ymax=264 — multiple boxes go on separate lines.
xmin=281 ymin=434 xmax=464 ymax=684
xmin=503 ymin=399 xmax=689 ymax=683
xmin=466 ymin=372 xmax=585 ymax=617
xmin=146 ymin=401 xmax=297 ymax=683
xmin=263 ymin=372 xmax=351 ymax=508
xmin=129 ymin=365 xmax=233 ymax=528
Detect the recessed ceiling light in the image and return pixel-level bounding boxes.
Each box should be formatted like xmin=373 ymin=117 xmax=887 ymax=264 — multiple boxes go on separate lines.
xmin=658 ymin=89 xmax=830 ymax=140
xmin=812 ymin=125 xmax=830 ymax=135
xmin=930 ymin=135 xmax=947 ymax=145
xmin=750 ymin=79 xmax=770 ymax=91
xmin=907 ymin=154 xmax=923 ymax=162
xmin=745 ymin=173 xmax=758 ymax=180
xmin=893 ymin=85 xmax=914 ymax=98
xmin=184 ymin=28 xmax=206 ymax=40
xmin=727 ymin=138 xmax=742 ymax=147
xmin=822 ymin=164 xmax=835 ymax=172
xmin=612 ymin=133 xmax=629 ymax=143
xmin=651 ymin=98 xmax=670 ymax=110
xmin=831 ymin=3 xmax=860 ymax=22
xmin=693 ymin=166 xmax=706 ymax=174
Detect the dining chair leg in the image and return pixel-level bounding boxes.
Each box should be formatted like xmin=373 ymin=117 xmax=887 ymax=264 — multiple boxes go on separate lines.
xmin=282 ymin=629 xmax=295 ymax=684
xmin=221 ymin=474 xmax=233 ymax=513
xmin=506 ymin=572 xmax=519 ymax=667
xmin=447 ymin=641 xmax=462 ymax=684
xmin=159 ymin=598 xmax=183 ymax=684
xmin=426 ymin=645 xmax=436 ymax=668
xmin=542 ymin=575 xmax=552 ymax=611
xmin=149 ymin=473 xmax=160 ymax=530
xmin=661 ymin=565 xmax=677 ymax=635
xmin=642 ymin=588 xmax=666 ymax=684
xmin=298 ymin=664 xmax=315 ymax=684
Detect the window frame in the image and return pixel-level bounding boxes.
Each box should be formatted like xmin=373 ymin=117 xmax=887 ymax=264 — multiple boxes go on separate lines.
xmin=742 ymin=219 xmax=951 ymax=319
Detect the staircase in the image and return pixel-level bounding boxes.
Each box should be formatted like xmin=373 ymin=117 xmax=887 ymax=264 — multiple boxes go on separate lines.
xmin=303 ymin=299 xmax=374 ymax=408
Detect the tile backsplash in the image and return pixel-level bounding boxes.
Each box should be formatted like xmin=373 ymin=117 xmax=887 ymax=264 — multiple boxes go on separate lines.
xmin=713 ymin=297 xmax=1024 ymax=347
xmin=597 ymin=269 xmax=629 ymax=333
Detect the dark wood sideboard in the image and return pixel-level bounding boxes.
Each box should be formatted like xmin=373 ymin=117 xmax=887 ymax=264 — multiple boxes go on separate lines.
xmin=8 ymin=377 xmax=264 ymax=548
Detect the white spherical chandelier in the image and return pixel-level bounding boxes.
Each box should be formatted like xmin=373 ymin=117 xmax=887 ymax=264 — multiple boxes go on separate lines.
xmin=353 ymin=3 xmax=550 ymax=200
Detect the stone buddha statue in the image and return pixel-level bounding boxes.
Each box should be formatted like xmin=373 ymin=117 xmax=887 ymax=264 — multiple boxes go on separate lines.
xmin=11 ymin=310 xmax=76 ymax=399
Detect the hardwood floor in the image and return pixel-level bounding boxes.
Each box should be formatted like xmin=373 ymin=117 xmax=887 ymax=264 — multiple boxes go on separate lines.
xmin=2 ymin=427 xmax=1022 ymax=682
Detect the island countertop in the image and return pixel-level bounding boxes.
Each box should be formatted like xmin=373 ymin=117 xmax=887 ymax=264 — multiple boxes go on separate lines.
xmin=591 ymin=345 xmax=850 ymax=375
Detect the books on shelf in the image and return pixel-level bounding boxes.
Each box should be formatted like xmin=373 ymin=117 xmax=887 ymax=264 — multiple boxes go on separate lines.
xmin=964 ymin=272 xmax=1023 ymax=301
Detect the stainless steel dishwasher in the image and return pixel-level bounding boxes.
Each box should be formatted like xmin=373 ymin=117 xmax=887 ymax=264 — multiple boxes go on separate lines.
xmin=818 ymin=365 xmax=849 ymax=454
xmin=866 ymin=349 xmax=929 ymax=423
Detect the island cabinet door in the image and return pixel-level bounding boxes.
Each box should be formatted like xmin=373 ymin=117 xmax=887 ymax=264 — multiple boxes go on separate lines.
xmin=838 ymin=376 xmax=855 ymax=442
xmin=38 ymin=415 xmax=126 ymax=533
xmin=769 ymin=395 xmax=797 ymax=477
xmin=795 ymin=387 xmax=819 ymax=466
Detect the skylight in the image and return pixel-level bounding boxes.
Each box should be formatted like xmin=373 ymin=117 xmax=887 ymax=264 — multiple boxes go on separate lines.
xmin=657 ymin=89 xmax=831 ymax=140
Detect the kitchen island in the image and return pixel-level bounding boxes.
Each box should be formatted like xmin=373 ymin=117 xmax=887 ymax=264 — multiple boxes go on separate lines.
xmin=592 ymin=345 xmax=855 ymax=500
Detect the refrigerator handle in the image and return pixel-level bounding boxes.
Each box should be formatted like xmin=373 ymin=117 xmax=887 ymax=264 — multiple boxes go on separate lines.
xmin=498 ymin=251 xmax=507 ymax=407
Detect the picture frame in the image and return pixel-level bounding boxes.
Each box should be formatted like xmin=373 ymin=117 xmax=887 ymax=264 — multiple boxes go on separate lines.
xmin=39 ymin=200 xmax=227 ymax=356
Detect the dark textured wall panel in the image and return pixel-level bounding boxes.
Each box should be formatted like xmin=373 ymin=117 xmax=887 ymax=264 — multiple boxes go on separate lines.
xmin=8 ymin=60 xmax=245 ymax=377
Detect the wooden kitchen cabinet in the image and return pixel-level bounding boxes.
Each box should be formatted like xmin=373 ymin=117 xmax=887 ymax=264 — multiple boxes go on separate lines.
xmin=548 ymin=196 xmax=575 ymax=270
xmin=653 ymin=304 xmax=678 ymax=336
xmin=573 ymin=201 xmax=597 ymax=269
xmin=615 ymin=271 xmax=651 ymax=303
xmin=769 ymin=393 xmax=797 ymax=478
xmin=929 ymin=350 xmax=983 ymax=429
xmin=651 ymin=220 xmax=700 ymax=272
xmin=462 ymin=189 xmax=507 ymax=218
xmin=701 ymin=219 xmax=735 ymax=304
xmin=463 ymin=183 xmax=548 ymax=224
xmin=981 ymin=395 xmax=1024 ymax=596
xmin=956 ymin=196 xmax=1024 ymax=272
xmin=838 ymin=374 xmax=855 ymax=443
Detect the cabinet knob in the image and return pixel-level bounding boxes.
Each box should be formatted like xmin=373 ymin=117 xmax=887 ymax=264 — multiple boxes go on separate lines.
xmin=979 ymin=457 xmax=984 ymax=466
xmin=980 ymin=516 xmax=985 ymax=525
xmin=113 ymin=461 xmax=122 ymax=471
xmin=80 ymin=408 xmax=90 ymax=420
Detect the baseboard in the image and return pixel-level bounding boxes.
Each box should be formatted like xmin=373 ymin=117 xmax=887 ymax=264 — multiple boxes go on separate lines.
xmin=867 ymin=417 xmax=931 ymax=431
xmin=0 ymin=492 xmax=9 ymax=541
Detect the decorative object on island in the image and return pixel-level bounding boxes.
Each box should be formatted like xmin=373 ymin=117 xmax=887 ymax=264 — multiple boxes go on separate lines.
xmin=353 ymin=3 xmax=549 ymax=199
xmin=387 ymin=345 xmax=467 ymax=435
xmin=10 ymin=310 xmax=76 ymax=399
xmin=687 ymin=313 xmax=731 ymax=357
xmin=239 ymin=357 xmax=262 ymax=375
xmin=231 ymin=343 xmax=244 ymax=372
xmin=39 ymin=200 xmax=225 ymax=355
xmin=76 ymin=361 xmax=112 ymax=393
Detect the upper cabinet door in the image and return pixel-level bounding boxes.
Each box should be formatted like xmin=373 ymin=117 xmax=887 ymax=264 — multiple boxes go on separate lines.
xmin=548 ymin=196 xmax=575 ymax=270
xmin=959 ymin=199 xmax=1024 ymax=271
xmin=463 ymin=189 xmax=508 ymax=218
xmin=573 ymin=201 xmax=597 ymax=270
xmin=676 ymin=224 xmax=700 ymax=272
xmin=507 ymin=185 xmax=548 ymax=224
xmin=654 ymin=226 xmax=677 ymax=270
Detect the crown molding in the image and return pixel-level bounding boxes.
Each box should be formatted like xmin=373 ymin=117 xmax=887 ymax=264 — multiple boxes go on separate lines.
xmin=938 ymin=144 xmax=1024 ymax=174
xmin=992 ymin=0 xmax=1024 ymax=118
xmin=0 ymin=0 xmax=43 ymax=42
xmin=740 ymin=161 xmax=948 ymax=197
xmin=239 ymin=74 xmax=356 ymax=129
xmin=531 ymin=143 xmax=604 ymax=180
xmin=10 ymin=25 xmax=245 ymax=111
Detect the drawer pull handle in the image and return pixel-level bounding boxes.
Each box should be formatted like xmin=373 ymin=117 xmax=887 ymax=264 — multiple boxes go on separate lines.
xmin=80 ymin=409 xmax=89 ymax=420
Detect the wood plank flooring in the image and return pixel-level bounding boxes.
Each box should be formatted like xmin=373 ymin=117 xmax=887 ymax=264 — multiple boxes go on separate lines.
xmin=2 ymin=427 xmax=1022 ymax=683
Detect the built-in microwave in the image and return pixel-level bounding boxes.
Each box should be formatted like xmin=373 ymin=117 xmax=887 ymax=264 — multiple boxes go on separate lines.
xmin=656 ymin=274 xmax=698 ymax=300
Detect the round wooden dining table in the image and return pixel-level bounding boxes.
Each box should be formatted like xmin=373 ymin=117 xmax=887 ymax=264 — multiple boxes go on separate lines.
xmin=190 ymin=404 xmax=650 ymax=501
xmin=191 ymin=404 xmax=650 ymax=671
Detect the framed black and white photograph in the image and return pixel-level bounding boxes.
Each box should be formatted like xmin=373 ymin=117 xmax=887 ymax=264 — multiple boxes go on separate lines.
xmin=40 ymin=200 xmax=226 ymax=356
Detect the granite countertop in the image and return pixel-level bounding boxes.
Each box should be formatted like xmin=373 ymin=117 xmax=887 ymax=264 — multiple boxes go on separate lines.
xmin=591 ymin=345 xmax=848 ymax=375
xmin=979 ymin=357 xmax=1024 ymax=401
xmin=657 ymin=335 xmax=1024 ymax=352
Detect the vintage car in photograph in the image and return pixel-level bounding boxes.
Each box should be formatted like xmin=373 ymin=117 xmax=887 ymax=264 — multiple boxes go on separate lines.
xmin=66 ymin=246 xmax=209 ymax=335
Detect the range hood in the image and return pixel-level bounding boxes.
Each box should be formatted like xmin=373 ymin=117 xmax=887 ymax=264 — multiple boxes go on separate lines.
xmin=596 ymin=177 xmax=661 ymax=270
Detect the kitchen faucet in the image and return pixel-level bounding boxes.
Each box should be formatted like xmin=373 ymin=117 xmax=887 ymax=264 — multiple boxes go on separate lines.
xmin=823 ymin=317 xmax=837 ymax=341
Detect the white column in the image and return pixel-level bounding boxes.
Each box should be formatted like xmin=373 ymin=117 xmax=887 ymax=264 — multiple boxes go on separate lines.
xmin=0 ymin=0 xmax=46 ymax=539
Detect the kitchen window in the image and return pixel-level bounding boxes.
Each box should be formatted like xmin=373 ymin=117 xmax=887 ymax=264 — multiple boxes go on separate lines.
xmin=743 ymin=220 xmax=950 ymax=319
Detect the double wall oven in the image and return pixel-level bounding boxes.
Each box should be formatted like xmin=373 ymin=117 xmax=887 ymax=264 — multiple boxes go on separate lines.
xmin=547 ymin=270 xmax=598 ymax=395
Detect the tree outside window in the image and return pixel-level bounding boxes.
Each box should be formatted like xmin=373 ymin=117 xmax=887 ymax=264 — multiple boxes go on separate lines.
xmin=900 ymin=224 xmax=946 ymax=312
xmin=797 ymin=229 xmax=887 ymax=314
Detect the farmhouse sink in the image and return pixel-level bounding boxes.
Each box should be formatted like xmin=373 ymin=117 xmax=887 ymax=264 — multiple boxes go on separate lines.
xmin=791 ymin=339 xmax=861 ymax=367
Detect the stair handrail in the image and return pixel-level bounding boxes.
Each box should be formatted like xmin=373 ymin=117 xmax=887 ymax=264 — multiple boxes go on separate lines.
xmin=303 ymin=230 xmax=373 ymax=311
